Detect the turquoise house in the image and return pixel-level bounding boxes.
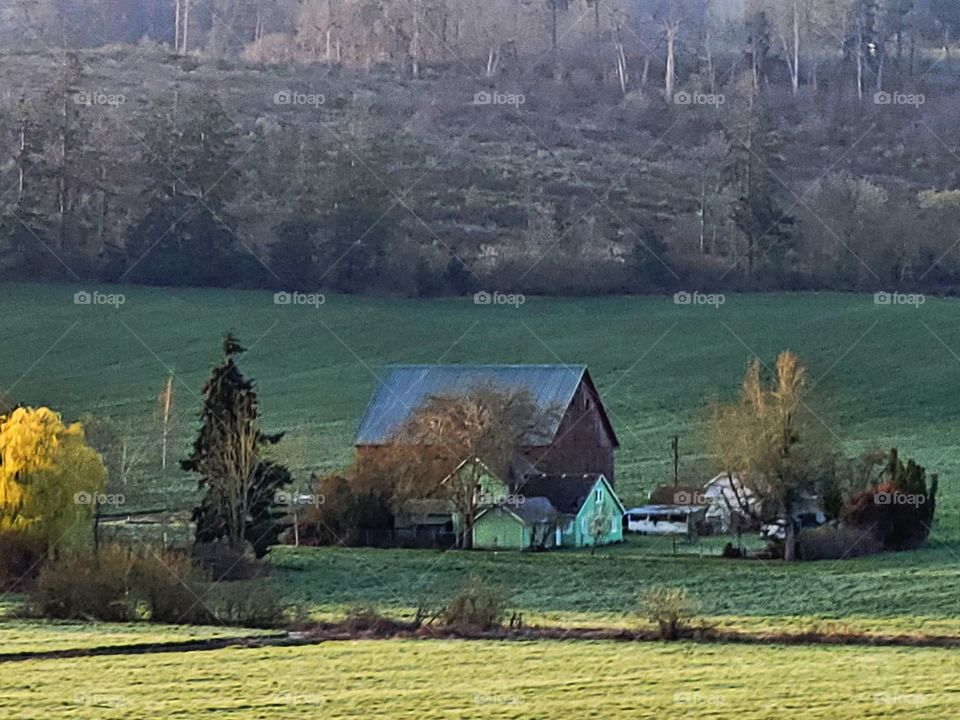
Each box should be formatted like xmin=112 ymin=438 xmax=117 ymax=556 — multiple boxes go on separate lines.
xmin=473 ymin=472 xmax=625 ymax=550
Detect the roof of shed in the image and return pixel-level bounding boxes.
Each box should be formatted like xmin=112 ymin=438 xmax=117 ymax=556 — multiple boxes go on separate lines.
xmin=649 ymin=485 xmax=703 ymax=505
xmin=505 ymin=497 xmax=558 ymax=525
xmin=626 ymin=504 xmax=708 ymax=515
xmin=355 ymin=364 xmax=616 ymax=446
xmin=517 ymin=473 xmax=612 ymax=516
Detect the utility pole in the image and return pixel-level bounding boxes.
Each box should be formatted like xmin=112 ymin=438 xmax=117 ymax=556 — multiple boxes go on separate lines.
xmin=671 ymin=436 xmax=679 ymax=486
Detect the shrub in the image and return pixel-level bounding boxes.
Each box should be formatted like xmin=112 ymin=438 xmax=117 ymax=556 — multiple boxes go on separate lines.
xmin=842 ymin=450 xmax=938 ymax=550
xmin=442 ymin=577 xmax=507 ymax=631
xmin=797 ymin=524 xmax=884 ymax=560
xmin=208 ymin=582 xmax=287 ymax=628
xmin=190 ymin=541 xmax=264 ymax=581
xmin=132 ymin=550 xmax=214 ymax=625
xmin=343 ymin=606 xmax=406 ymax=634
xmin=32 ymin=544 xmax=294 ymax=627
xmin=0 ymin=531 xmax=46 ymax=591
xmin=32 ymin=546 xmax=136 ymax=621
xmin=637 ymin=587 xmax=698 ymax=640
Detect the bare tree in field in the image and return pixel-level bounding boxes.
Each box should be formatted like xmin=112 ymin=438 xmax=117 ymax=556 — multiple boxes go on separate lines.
xmin=394 ymin=385 xmax=557 ymax=549
xmin=158 ymin=371 xmax=175 ymax=471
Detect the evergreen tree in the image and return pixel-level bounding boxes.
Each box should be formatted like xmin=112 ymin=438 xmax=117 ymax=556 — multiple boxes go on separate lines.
xmin=182 ymin=333 xmax=292 ymax=558
xmin=721 ymin=77 xmax=796 ymax=282
xmin=126 ymin=90 xmax=248 ymax=287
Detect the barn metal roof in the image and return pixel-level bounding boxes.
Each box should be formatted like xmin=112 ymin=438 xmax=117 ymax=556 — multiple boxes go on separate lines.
xmin=355 ymin=364 xmax=607 ymax=446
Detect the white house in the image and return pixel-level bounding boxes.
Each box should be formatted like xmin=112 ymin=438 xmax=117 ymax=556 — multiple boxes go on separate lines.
xmin=702 ymin=473 xmax=759 ymax=533
xmin=702 ymin=473 xmax=826 ymax=537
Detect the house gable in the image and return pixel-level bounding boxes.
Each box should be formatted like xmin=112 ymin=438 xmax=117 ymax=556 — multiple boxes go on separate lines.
xmin=570 ymin=475 xmax=624 ymax=545
xmin=522 ymin=370 xmax=618 ymax=482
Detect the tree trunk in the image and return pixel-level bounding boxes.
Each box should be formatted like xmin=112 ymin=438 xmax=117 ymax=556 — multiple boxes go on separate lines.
xmin=791 ymin=0 xmax=800 ymax=95
xmin=664 ymin=22 xmax=678 ymax=100
xmin=174 ymin=0 xmax=181 ymax=52
xmin=875 ymin=49 xmax=885 ymax=94
xmin=411 ymin=0 xmax=422 ymax=77
xmin=856 ymin=22 xmax=863 ymax=100
xmin=705 ymin=30 xmax=715 ymax=95
xmin=182 ymin=0 xmax=191 ymax=54
xmin=699 ymin=177 xmax=707 ymax=255
xmin=615 ymin=41 xmax=628 ymax=95
xmin=784 ymin=515 xmax=797 ymax=561
xmin=486 ymin=45 xmax=499 ymax=77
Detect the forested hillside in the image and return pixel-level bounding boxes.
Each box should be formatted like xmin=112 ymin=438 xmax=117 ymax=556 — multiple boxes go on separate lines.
xmin=2 ymin=0 xmax=960 ymax=295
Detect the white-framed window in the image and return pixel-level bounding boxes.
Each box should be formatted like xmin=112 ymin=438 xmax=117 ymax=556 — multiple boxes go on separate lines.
xmin=611 ymin=515 xmax=618 ymax=533
xmin=595 ymin=487 xmax=604 ymax=503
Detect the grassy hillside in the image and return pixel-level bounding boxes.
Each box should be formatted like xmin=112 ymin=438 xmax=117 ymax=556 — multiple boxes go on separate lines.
xmin=1 ymin=282 xmax=956 ymax=534
xmin=2 ymin=639 xmax=958 ymax=719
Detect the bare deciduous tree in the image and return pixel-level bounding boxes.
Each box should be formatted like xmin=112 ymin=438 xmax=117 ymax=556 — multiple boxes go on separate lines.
xmin=394 ymin=385 xmax=557 ymax=549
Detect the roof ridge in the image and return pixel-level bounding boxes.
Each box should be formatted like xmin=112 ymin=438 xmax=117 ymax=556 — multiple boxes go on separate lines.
xmin=382 ymin=363 xmax=587 ymax=369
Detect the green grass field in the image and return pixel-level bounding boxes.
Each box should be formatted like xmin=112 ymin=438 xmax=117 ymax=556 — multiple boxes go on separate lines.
xmin=1 ymin=282 xmax=957 ymax=534
xmin=0 ymin=621 xmax=270 ymax=655
xmin=2 ymin=282 xmax=960 ymax=718
xmin=1 ymin=639 xmax=957 ymax=719
xmin=267 ymin=539 xmax=960 ymax=631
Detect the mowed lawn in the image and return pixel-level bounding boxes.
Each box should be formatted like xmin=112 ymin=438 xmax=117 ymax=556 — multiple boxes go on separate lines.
xmin=1 ymin=639 xmax=958 ymax=719
xmin=0 ymin=282 xmax=957 ymax=535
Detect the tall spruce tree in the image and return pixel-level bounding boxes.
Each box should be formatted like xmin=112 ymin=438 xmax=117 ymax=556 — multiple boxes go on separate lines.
xmin=721 ymin=76 xmax=796 ymax=282
xmin=183 ymin=333 xmax=292 ymax=558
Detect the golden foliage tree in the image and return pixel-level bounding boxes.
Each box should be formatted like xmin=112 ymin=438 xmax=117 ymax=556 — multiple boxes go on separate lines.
xmin=710 ymin=351 xmax=832 ymax=560
xmin=0 ymin=406 xmax=107 ymax=548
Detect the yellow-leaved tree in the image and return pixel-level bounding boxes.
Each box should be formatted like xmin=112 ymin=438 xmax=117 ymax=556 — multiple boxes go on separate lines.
xmin=0 ymin=406 xmax=107 ymax=549
xmin=710 ymin=352 xmax=833 ymax=561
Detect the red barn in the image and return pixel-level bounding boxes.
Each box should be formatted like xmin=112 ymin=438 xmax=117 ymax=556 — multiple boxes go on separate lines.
xmin=354 ymin=364 xmax=619 ymax=484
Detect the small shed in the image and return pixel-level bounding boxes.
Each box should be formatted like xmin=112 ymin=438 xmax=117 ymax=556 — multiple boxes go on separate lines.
xmin=394 ymin=499 xmax=461 ymax=547
xmin=624 ymin=504 xmax=707 ymax=536
xmin=472 ymin=498 xmax=558 ymax=550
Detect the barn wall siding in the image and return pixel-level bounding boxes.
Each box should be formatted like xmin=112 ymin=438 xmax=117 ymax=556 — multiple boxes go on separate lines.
xmin=522 ymin=382 xmax=616 ymax=484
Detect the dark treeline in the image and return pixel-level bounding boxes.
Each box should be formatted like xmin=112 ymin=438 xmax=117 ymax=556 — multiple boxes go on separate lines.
xmin=2 ymin=1 xmax=960 ymax=296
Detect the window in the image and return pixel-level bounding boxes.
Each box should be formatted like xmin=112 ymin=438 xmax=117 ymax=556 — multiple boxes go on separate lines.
xmin=595 ymin=487 xmax=604 ymax=503
xmin=611 ymin=516 xmax=618 ymax=533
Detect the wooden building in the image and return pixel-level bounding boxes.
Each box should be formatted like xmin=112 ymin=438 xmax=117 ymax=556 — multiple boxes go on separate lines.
xmin=354 ymin=364 xmax=619 ymax=484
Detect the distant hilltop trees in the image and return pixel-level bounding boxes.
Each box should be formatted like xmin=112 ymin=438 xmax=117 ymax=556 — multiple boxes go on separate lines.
xmin=1 ymin=2 xmax=960 ymax=295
